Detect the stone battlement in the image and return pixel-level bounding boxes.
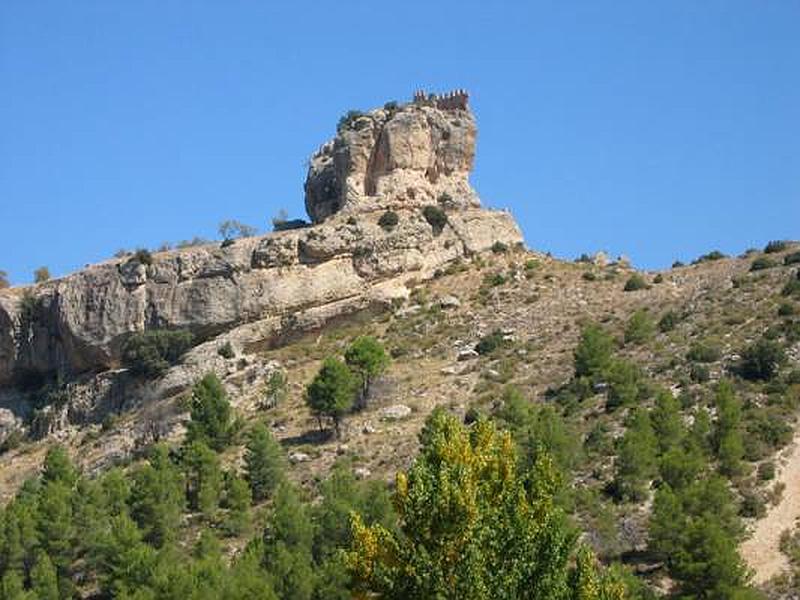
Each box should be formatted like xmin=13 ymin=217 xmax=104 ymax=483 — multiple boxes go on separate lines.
xmin=413 ymin=89 xmax=469 ymax=110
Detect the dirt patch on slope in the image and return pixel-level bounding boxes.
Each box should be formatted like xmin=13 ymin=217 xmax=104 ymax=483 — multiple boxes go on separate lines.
xmin=741 ymin=429 xmax=800 ymax=584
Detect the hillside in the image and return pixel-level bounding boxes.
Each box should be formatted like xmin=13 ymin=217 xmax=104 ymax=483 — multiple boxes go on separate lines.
xmin=1 ymin=92 xmax=799 ymax=598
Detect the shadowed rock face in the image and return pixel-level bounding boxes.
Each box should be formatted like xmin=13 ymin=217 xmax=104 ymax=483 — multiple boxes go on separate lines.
xmin=305 ymin=100 xmax=480 ymax=224
xmin=0 ymin=93 xmax=523 ymax=387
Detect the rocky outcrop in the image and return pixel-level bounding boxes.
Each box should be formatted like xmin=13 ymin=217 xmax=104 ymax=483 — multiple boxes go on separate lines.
xmin=0 ymin=91 xmax=523 ymax=398
xmin=0 ymin=208 xmax=521 ymax=388
xmin=305 ymin=91 xmax=480 ymax=223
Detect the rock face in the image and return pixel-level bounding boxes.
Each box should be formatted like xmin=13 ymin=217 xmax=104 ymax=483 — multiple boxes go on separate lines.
xmin=0 ymin=90 xmax=523 ymax=394
xmin=305 ymin=90 xmax=479 ymax=223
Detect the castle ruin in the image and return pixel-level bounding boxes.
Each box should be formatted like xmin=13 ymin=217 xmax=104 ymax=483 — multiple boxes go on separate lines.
xmin=412 ymin=89 xmax=469 ymax=110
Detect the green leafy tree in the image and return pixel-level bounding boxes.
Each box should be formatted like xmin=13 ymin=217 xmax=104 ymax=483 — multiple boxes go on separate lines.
xmin=347 ymin=411 xmax=627 ymax=599
xmin=186 ymin=373 xmax=235 ymax=451
xmin=244 ymin=423 xmax=286 ymax=503
xmin=344 ymin=336 xmax=389 ymax=409
xmin=182 ymin=440 xmax=223 ymax=518
xmin=612 ymin=409 xmax=658 ymax=501
xmin=574 ymin=324 xmax=614 ymax=378
xmin=305 ymin=357 xmax=357 ymax=437
xmin=129 ymin=445 xmax=185 ymax=547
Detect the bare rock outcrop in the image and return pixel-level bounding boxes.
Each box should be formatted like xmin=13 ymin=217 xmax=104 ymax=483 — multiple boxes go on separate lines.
xmin=0 ymin=91 xmax=523 ymax=422
xmin=305 ymin=90 xmax=479 ymax=223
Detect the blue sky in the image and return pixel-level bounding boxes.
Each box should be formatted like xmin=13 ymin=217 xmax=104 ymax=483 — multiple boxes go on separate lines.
xmin=1 ymin=1 xmax=798 ymax=284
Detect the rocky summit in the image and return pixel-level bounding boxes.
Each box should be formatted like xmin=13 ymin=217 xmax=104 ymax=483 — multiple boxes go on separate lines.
xmin=0 ymin=90 xmax=521 ymax=443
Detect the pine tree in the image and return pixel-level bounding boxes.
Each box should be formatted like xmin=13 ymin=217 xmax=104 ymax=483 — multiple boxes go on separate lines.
xmin=574 ymin=323 xmax=615 ymax=378
xmin=713 ymin=380 xmax=744 ymax=476
xmin=305 ymin=358 xmax=357 ymax=437
xmin=182 ymin=440 xmax=223 ymax=518
xmin=29 ymin=552 xmax=59 ymax=600
xmin=612 ymin=408 xmax=658 ymax=501
xmin=222 ymin=472 xmax=252 ymax=536
xmin=344 ymin=336 xmax=389 ymax=409
xmin=650 ymin=389 xmax=683 ymax=453
xmin=36 ymin=481 xmax=75 ymax=578
xmin=41 ymin=445 xmax=77 ymax=488
xmin=0 ymin=570 xmax=33 ymax=600
xmin=244 ymin=423 xmax=286 ymax=503
xmin=186 ymin=373 xmax=235 ymax=451
xmin=262 ymin=484 xmax=315 ymax=600
xmin=129 ymin=445 xmax=185 ymax=547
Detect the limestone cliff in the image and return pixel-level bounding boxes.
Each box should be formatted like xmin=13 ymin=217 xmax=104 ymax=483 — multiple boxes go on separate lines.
xmin=305 ymin=90 xmax=479 ymax=223
xmin=0 ymin=91 xmax=523 ymax=395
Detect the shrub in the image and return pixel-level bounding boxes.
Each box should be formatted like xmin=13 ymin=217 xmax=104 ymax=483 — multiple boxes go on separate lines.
xmin=693 ymin=250 xmax=726 ymax=264
xmin=658 ymin=310 xmax=679 ymax=333
xmin=778 ymin=302 xmax=796 ymax=317
xmin=624 ymin=310 xmax=655 ymax=345
xmin=690 ymin=364 xmax=710 ymax=383
xmin=686 ymin=341 xmax=722 ymax=363
xmin=653 ymin=273 xmax=664 ymax=284
xmin=786 ymin=369 xmax=800 ymax=385
xmin=672 ymin=261 xmax=685 ymax=268
xmin=484 ymin=272 xmax=507 ymax=287
xmin=337 ymin=109 xmax=365 ymax=133
xmin=582 ymin=271 xmax=597 ymax=281
xmin=739 ymin=338 xmax=785 ymax=381
xmin=491 ymin=241 xmax=509 ymax=254
xmin=437 ymin=192 xmax=454 ymax=207
xmin=783 ymin=276 xmax=800 ymax=297
xmin=217 ymin=342 xmax=235 ymax=359
xmin=383 ymin=100 xmax=399 ymax=111
xmin=764 ymin=240 xmax=790 ymax=254
xmin=273 ymin=218 xmax=308 ymax=232
xmin=757 ymin=461 xmax=776 ymax=481
xmin=34 ymin=267 xmax=51 ymax=283
xmin=422 ymin=205 xmax=448 ymax=235
xmin=784 ymin=251 xmax=800 ymax=265
xmin=378 ymin=210 xmax=399 ymax=231
xmin=218 ymin=220 xmax=257 ymax=242
xmin=475 ymin=330 xmax=506 ymax=356
xmin=130 ymin=248 xmax=153 ymax=266
xmin=750 ymin=257 xmax=778 ymax=271
xmin=623 ymin=274 xmax=649 ymax=292
xmin=739 ymin=491 xmax=766 ymax=518
xmin=263 ymin=370 xmax=288 ymax=409
xmin=122 ymin=329 xmax=195 ymax=378
xmin=0 ymin=269 xmax=8 ymax=289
